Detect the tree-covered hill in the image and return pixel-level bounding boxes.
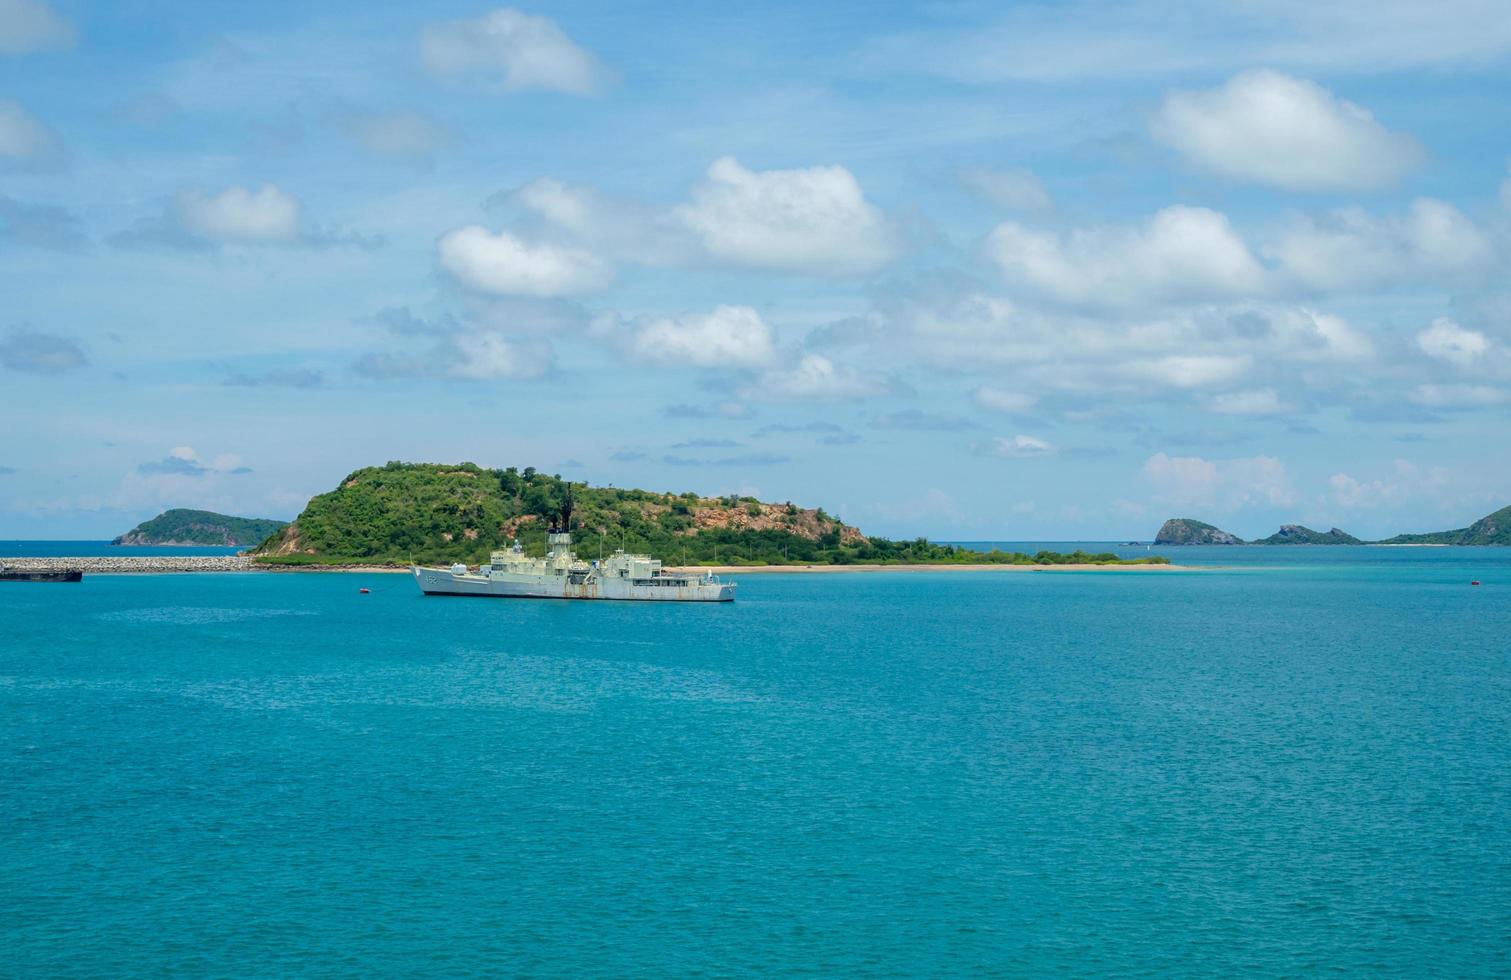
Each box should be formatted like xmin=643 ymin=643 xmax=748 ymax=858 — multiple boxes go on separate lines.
xmin=113 ymin=509 xmax=288 ymax=546
xmin=1378 ymin=504 xmax=1511 ymax=545
xmin=254 ymin=462 xmax=1167 ymax=567
xmin=1253 ymin=525 xmax=1362 ymax=545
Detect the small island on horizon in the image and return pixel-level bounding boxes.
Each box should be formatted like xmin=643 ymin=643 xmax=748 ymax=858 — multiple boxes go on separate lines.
xmin=113 ymin=509 xmax=289 ymax=547
xmin=1154 ymin=506 xmax=1511 ymax=546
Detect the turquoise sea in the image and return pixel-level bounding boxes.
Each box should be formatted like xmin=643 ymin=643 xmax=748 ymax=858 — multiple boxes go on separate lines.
xmin=2 ymin=545 xmax=1508 ymax=976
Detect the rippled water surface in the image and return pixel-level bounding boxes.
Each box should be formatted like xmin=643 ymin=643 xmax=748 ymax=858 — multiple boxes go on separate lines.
xmin=3 ymin=554 xmax=1508 ymax=975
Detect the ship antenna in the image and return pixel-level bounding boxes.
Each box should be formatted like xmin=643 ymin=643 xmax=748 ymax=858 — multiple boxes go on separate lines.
xmin=559 ymin=482 xmax=575 ymax=532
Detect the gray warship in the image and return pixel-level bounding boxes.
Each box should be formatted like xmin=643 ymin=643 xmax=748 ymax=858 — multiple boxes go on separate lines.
xmin=411 ymin=493 xmax=735 ymax=602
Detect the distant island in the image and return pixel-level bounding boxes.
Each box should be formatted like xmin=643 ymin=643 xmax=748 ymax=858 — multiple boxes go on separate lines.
xmin=114 ymin=509 xmax=289 ymax=547
xmin=252 ymin=462 xmax=1168 ymax=568
xmin=1155 ymin=505 xmax=1510 ymax=545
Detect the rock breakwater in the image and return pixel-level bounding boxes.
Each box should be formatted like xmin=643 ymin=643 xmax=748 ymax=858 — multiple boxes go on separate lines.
xmin=2 ymin=556 xmax=255 ymax=574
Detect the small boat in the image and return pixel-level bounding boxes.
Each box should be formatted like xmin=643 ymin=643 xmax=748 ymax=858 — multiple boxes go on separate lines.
xmin=359 ymin=587 xmax=371 ymax=594
xmin=0 ymin=568 xmax=83 ymax=583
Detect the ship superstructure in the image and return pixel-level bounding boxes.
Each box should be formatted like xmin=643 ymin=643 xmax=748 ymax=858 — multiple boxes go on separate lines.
xmin=411 ymin=492 xmax=734 ymax=602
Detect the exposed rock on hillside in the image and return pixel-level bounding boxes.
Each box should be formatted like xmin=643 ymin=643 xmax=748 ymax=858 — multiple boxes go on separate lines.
xmin=1154 ymin=518 xmax=1244 ymax=545
xmin=1254 ymin=525 xmax=1362 ymax=545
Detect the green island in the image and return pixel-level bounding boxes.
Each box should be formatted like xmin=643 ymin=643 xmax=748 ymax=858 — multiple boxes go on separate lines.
xmin=114 ymin=508 xmax=289 ymax=547
xmin=253 ymin=462 xmax=1169 ymax=568
xmin=1155 ymin=506 xmax=1511 ymax=545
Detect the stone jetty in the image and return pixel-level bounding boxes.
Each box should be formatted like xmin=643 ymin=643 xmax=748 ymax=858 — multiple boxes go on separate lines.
xmin=1 ymin=556 xmax=255 ymax=573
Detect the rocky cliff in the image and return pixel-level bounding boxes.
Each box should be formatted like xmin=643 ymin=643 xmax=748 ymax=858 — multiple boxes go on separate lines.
xmin=1154 ymin=518 xmax=1244 ymax=545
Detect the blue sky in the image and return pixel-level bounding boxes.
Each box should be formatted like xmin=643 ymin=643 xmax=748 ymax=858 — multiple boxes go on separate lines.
xmin=2 ymin=0 xmax=1509 ymax=540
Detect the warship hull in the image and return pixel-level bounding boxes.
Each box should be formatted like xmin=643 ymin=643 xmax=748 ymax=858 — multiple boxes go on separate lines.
xmin=412 ymin=566 xmax=734 ymax=602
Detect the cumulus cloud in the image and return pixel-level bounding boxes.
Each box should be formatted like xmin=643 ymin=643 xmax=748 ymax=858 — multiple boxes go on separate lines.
xmin=112 ymin=184 xmax=373 ymax=250
xmin=438 ymin=225 xmax=610 ymax=296
xmin=986 ymin=434 xmax=1056 ymax=457
xmin=357 ymin=329 xmax=553 ymax=382
xmin=747 ymin=354 xmax=892 ymax=401
xmin=139 ymin=446 xmax=250 ymax=477
xmin=420 ymin=8 xmax=606 ymax=94
xmin=1124 ymin=354 xmax=1251 ymax=388
xmin=1151 ymin=70 xmax=1422 ymax=191
xmin=1268 ymin=198 xmax=1491 ymax=293
xmin=0 ymin=0 xmax=73 ymax=55
xmin=973 ymin=386 xmax=1038 ymax=413
xmin=0 ymin=195 xmax=86 ymax=250
xmin=616 ymin=305 xmax=776 ymax=368
xmin=676 ymin=157 xmax=897 ymax=275
xmin=960 ymin=168 xmax=1052 ymax=211
xmin=0 ymin=99 xmax=67 ymax=171
xmin=1416 ymin=317 xmax=1488 ymax=367
xmin=1142 ymin=451 xmax=1294 ymax=511
xmin=0 ymin=326 xmax=86 ymax=373
xmin=1208 ymin=388 xmax=1293 ymax=416
xmin=177 ymin=185 xmax=302 ymax=243
xmin=1408 ymin=383 xmax=1509 ymax=408
xmin=985 ymin=205 xmax=1266 ymax=307
xmin=1328 ymin=460 xmax=1451 ymax=509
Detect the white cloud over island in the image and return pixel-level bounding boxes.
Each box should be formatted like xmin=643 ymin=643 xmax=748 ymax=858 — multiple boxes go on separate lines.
xmin=1152 ymin=70 xmax=1423 ymax=191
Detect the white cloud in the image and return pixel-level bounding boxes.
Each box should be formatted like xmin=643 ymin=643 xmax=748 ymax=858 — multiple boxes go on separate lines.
xmin=175 ymin=185 xmax=303 ymax=244
xmin=0 ymin=0 xmax=73 ymax=55
xmin=1142 ymin=452 xmax=1294 ymax=511
xmin=437 ymin=225 xmax=610 ymax=296
xmin=675 ymin=156 xmax=897 ymax=275
xmin=749 ymin=354 xmax=890 ymax=401
xmin=973 ymin=386 xmax=1038 ymax=413
xmin=450 ymin=332 xmax=554 ymax=379
xmin=1416 ymin=317 xmax=1488 ymax=367
xmin=357 ymin=329 xmax=554 ymax=381
xmin=1329 ymin=460 xmax=1451 ymax=508
xmin=625 ymin=305 xmax=775 ymax=368
xmin=1125 ymin=354 xmax=1251 ymax=388
xmin=503 ymin=177 xmax=688 ymax=265
xmin=1208 ymin=388 xmax=1292 ymax=416
xmin=985 ymin=205 xmax=1266 ymax=307
xmin=513 ymin=177 xmax=598 ymax=236
xmin=1409 ymin=384 xmax=1509 ymax=407
xmin=988 ymin=434 xmax=1056 ymax=458
xmin=1268 ymin=198 xmax=1491 ymax=293
xmin=1258 ymin=307 xmax=1374 ymax=362
xmin=0 ymin=98 xmax=66 ymax=170
xmin=1151 ymin=70 xmax=1422 ymax=191
xmin=340 ymin=109 xmax=450 ymax=166
xmin=420 ymin=8 xmax=605 ymax=95
xmin=960 ymin=168 xmax=1052 ymax=211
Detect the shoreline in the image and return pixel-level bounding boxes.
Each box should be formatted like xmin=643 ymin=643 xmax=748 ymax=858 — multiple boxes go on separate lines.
xmin=2 ymin=556 xmax=1191 ymax=575
xmin=668 ymin=563 xmax=1187 ymax=574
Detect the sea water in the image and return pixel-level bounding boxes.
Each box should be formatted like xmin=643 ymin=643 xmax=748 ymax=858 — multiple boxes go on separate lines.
xmin=2 ymin=549 xmax=1508 ymax=975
